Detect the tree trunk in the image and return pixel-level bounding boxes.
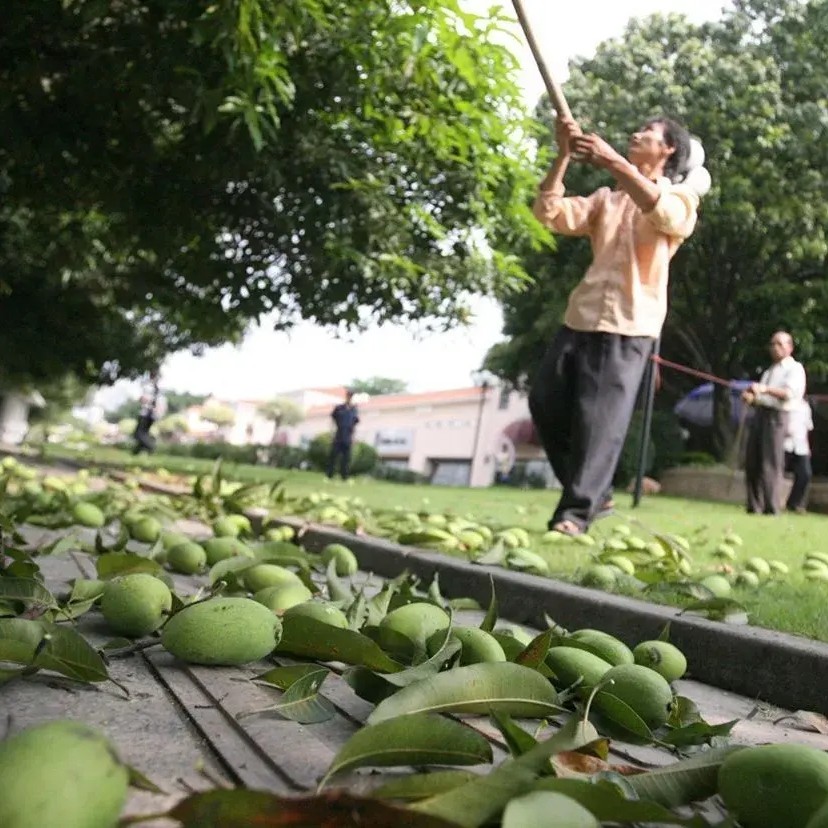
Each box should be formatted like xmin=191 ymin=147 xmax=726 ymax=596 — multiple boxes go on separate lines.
xmin=711 ymin=384 xmax=734 ymax=461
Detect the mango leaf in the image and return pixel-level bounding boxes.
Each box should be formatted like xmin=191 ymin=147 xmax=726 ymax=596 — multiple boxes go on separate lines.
xmin=0 ymin=578 xmax=55 ymax=611
xmin=34 ymin=623 xmax=110 ymax=683
xmin=57 ymin=597 xmax=99 ymax=621
xmin=502 ymin=791 xmax=598 ymax=828
xmin=252 ymin=664 xmax=323 ymax=690
xmin=669 ymin=696 xmax=702 ymax=727
xmin=534 ymin=778 xmax=709 ymax=826
xmin=592 ymin=690 xmax=654 ymax=743
xmin=383 ymin=637 xmax=461 ymax=689
xmin=373 ymin=771 xmax=478 ymax=801
xmin=679 ymin=597 xmax=748 ymax=623
xmin=658 ymin=622 xmax=672 ymax=642
xmin=343 ymin=666 xmax=398 ymax=705
xmin=239 ymin=668 xmax=334 ymax=725
xmin=474 ymin=546 xmax=506 ymax=566
xmin=38 ymin=533 xmax=81 ymax=556
xmin=326 ymin=558 xmax=353 ymax=604
xmin=127 ymin=765 xmax=165 ymax=794
xmin=625 ymin=745 xmax=746 ymax=807
xmin=277 ymin=615 xmax=403 ymax=673
xmin=413 ymin=715 xmax=599 ymax=827
xmin=68 ymin=579 xmax=106 ymax=602
xmin=321 ymin=713 xmax=493 ymax=786
xmin=209 ymin=556 xmax=254 ymax=586
xmin=427 ymin=574 xmax=446 ymax=608
xmin=662 ymin=719 xmax=739 ymax=748
xmin=366 ymin=582 xmax=399 ymax=626
xmin=369 ymin=662 xmax=562 ymax=725
xmin=0 ymin=617 xmax=45 ymax=664
xmin=346 ymin=584 xmax=369 ymax=630
xmin=165 ymin=789 xmax=462 ymax=827
xmin=479 ymin=575 xmax=497 ymax=632
xmin=96 ymin=553 xmax=163 ymax=580
xmin=515 ymin=629 xmax=556 ymax=670
xmin=490 ymin=711 xmax=538 ymax=757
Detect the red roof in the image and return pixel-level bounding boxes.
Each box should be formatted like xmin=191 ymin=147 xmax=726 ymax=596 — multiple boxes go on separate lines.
xmin=304 ymin=386 xmax=487 ymax=416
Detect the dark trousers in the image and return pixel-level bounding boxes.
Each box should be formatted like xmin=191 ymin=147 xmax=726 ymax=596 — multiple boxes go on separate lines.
xmin=745 ymin=407 xmax=789 ymax=514
xmin=326 ymin=440 xmax=352 ymax=479
xmin=528 ymin=327 xmax=654 ymax=530
xmin=785 ymin=451 xmax=812 ymax=511
xmin=132 ymin=415 xmax=156 ymax=455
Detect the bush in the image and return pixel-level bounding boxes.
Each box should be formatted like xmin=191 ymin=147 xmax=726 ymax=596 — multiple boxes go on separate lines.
xmin=371 ymin=464 xmax=430 ymax=485
xmin=157 ymin=441 xmax=260 ymax=465
xmin=614 ymin=410 xmax=685 ymax=487
xmin=496 ymin=463 xmax=549 ymax=489
xmin=307 ymin=433 xmax=378 ymax=475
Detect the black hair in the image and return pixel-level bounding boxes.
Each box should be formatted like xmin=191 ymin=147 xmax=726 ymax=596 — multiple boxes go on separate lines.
xmin=643 ymin=116 xmax=691 ymax=182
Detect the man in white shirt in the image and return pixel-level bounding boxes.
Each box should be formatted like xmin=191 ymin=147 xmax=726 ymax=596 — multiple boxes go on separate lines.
xmin=784 ymin=398 xmax=814 ymax=513
xmin=741 ymin=331 xmax=806 ymax=514
xmin=132 ymin=371 xmax=165 ymax=455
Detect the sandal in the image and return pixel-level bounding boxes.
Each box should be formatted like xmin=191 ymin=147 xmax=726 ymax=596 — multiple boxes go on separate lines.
xmin=551 ymin=520 xmax=584 ymax=537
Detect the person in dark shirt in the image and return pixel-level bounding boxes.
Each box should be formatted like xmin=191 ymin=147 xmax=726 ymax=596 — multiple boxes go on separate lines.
xmin=327 ymin=390 xmax=360 ymax=480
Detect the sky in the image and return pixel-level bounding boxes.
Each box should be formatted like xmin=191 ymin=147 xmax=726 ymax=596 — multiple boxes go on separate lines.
xmin=96 ymin=0 xmax=730 ymax=410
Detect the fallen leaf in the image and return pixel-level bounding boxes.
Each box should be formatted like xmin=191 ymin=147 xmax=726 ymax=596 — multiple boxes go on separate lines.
xmin=552 ymin=751 xmax=642 ymax=778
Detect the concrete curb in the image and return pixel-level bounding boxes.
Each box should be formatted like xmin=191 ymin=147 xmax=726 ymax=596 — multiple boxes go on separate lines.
xmin=267 ymin=515 xmax=828 ymax=715
xmin=6 ymin=449 xmax=828 ymax=713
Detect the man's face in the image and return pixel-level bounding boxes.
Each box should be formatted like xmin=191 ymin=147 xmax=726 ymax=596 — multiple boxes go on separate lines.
xmin=769 ymin=334 xmax=792 ymax=362
xmin=628 ymin=122 xmax=673 ymax=169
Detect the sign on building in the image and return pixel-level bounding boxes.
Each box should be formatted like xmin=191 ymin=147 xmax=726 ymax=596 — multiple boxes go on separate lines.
xmin=374 ymin=429 xmax=414 ymax=456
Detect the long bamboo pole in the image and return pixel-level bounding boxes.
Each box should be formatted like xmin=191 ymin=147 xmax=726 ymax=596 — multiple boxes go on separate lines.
xmin=510 ymin=0 xmax=574 ymax=120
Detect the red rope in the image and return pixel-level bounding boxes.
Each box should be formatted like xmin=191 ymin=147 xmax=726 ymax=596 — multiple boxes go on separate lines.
xmin=652 ymin=354 xmax=828 ymax=403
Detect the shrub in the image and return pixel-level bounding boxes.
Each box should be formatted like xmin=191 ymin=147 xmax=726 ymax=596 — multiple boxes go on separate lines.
xmin=371 ymin=464 xmax=430 ymax=485
xmin=307 ymin=433 xmax=378 ymax=475
xmin=678 ymin=451 xmax=718 ymax=467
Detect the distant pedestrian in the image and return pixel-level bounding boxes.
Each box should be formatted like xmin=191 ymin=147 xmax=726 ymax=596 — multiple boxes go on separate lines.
xmin=132 ymin=371 xmax=166 ymax=455
xmin=327 ymin=390 xmax=360 ymax=480
xmin=741 ymin=332 xmax=806 ymax=514
xmin=784 ymin=398 xmax=814 ymax=514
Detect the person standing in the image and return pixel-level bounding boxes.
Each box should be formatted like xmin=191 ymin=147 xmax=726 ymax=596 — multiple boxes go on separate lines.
xmin=741 ymin=332 xmax=806 ymax=514
xmin=132 ymin=371 xmax=165 ymax=455
xmin=528 ymin=114 xmax=701 ymax=535
xmin=784 ymin=397 xmax=814 ymax=514
xmin=327 ymin=390 xmax=360 ymax=480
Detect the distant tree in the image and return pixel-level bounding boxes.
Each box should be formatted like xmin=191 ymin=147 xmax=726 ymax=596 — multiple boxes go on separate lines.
xmin=105 ymin=399 xmax=142 ymax=424
xmin=155 ymin=413 xmax=189 ymax=439
xmin=164 ymin=391 xmax=207 ymax=416
xmin=349 ymin=377 xmax=408 ymax=396
xmin=200 ymin=403 xmax=236 ymax=432
xmin=257 ymin=398 xmax=304 ymax=441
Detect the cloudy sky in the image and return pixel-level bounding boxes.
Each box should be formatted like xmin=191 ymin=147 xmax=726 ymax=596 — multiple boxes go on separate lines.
xmin=98 ymin=0 xmax=730 ymax=409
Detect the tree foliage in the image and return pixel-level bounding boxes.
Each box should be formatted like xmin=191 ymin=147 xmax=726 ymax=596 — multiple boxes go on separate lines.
xmin=257 ymin=397 xmax=305 ymax=432
xmin=349 ymin=377 xmax=408 ymax=396
xmin=1 ymin=0 xmax=544 ymax=388
xmin=200 ymin=402 xmax=236 ymax=428
xmin=485 ymin=0 xmax=828 ymax=455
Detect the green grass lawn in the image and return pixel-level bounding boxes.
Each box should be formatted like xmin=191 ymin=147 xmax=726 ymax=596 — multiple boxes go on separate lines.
xmin=41 ymin=444 xmax=828 ymax=641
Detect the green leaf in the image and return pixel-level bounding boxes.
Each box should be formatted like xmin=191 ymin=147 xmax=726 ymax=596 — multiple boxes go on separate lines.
xmin=366 ymin=581 xmax=399 ymax=626
xmin=34 ymin=623 xmax=110 ymax=683
xmin=660 ymin=718 xmax=739 ymax=748
xmin=38 ymin=533 xmax=81 ymax=556
xmin=534 ymin=778 xmax=709 ymax=826
xmin=209 ymin=556 xmax=254 ymax=586
xmin=447 ymin=598 xmax=482 ymax=611
xmin=413 ymin=715 xmax=599 ymax=827
xmin=657 ymin=622 xmax=672 ymax=642
xmin=68 ymin=578 xmax=105 ymax=602
xmin=427 ymin=574 xmax=445 ymax=607
xmin=373 ymin=771 xmax=478 ymax=801
xmin=127 ymin=765 xmax=166 ymax=794
xmin=347 ymin=584 xmax=369 ymax=630
xmin=239 ymin=668 xmax=334 ymax=725
xmin=503 ymin=791 xmax=598 ymax=828
xmin=625 ymin=745 xmax=746 ymax=808
xmin=515 ymin=629 xmax=556 ymax=669
xmin=679 ymin=597 xmax=748 ymax=623
xmin=343 ymin=666 xmax=398 ymax=705
xmin=96 ymin=553 xmax=163 ymax=580
xmin=321 ymin=713 xmax=492 ymax=786
xmin=165 ymin=789 xmax=462 ymax=827
xmin=368 ymin=662 xmax=562 ymax=724
xmin=490 ymin=711 xmax=538 ymax=757
xmin=479 ymin=575 xmax=497 ymax=632
xmin=277 ymin=615 xmax=403 ymax=673
xmin=326 ymin=557 xmax=353 ymax=604
xmin=252 ymin=664 xmax=322 ymax=690
xmin=383 ymin=637 xmax=461 ymax=689
xmin=0 ymin=578 xmax=55 ymax=611
xmin=592 ymin=690 xmax=654 ymax=743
